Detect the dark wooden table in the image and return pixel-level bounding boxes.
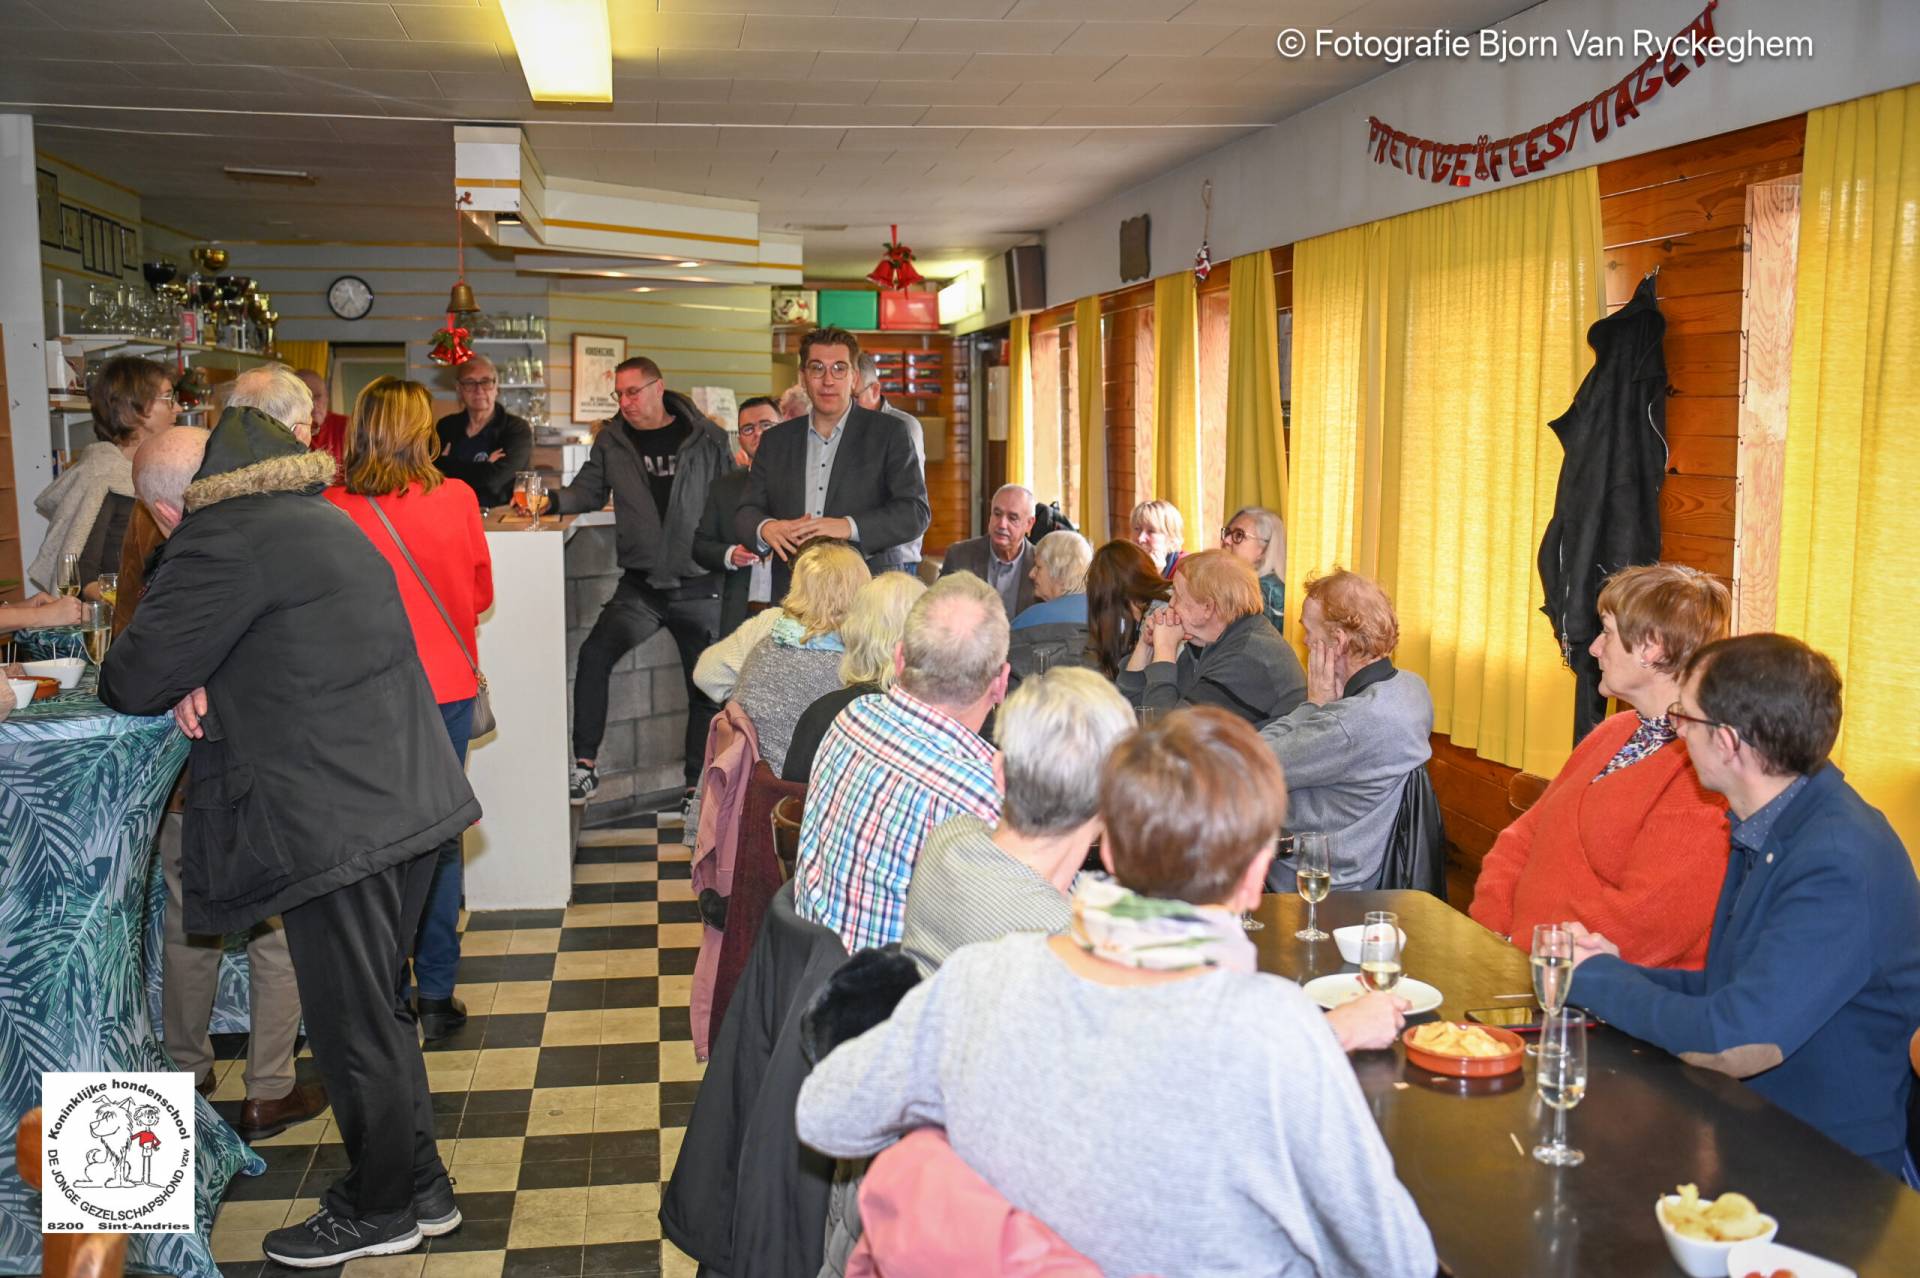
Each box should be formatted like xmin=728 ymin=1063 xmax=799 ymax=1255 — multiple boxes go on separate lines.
xmin=1249 ymin=890 xmax=1920 ymax=1276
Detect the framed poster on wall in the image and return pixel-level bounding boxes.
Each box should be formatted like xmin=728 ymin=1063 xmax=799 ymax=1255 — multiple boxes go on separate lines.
xmin=571 ymin=333 xmax=625 ymax=423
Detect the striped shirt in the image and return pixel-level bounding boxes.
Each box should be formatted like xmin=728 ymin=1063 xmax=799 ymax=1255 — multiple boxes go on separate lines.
xmin=900 ymin=814 xmax=1071 ymax=975
xmin=794 ymin=687 xmax=1001 ymax=952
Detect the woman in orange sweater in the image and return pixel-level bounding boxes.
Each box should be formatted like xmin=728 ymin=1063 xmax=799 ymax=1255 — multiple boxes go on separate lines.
xmin=1470 ymin=564 xmax=1731 ymax=970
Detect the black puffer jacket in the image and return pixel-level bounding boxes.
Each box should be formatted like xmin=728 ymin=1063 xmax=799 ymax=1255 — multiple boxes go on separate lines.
xmin=99 ymin=407 xmax=479 ymax=934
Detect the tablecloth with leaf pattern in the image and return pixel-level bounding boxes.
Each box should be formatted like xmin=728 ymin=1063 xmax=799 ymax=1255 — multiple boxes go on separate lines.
xmin=0 ymin=674 xmax=264 ymax=1278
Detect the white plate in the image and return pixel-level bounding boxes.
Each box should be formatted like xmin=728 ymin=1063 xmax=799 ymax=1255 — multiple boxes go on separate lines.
xmin=1725 ymin=1239 xmax=1855 ymax=1278
xmin=1302 ymin=973 xmax=1442 ymax=1015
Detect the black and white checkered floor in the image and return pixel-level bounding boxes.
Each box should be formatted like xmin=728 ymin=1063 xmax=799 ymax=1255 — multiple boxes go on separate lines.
xmin=208 ymin=812 xmax=701 ymax=1278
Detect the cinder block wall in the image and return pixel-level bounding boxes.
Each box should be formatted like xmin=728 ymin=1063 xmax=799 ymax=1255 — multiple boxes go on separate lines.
xmin=564 ymin=525 xmax=688 ymax=822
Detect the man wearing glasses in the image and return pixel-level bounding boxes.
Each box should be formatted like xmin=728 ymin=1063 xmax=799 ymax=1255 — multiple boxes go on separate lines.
xmin=551 ymin=357 xmax=736 ymax=805
xmin=736 ymin=327 xmax=930 ymax=598
xmin=693 ymin=395 xmax=781 ymax=641
xmin=1567 ymin=633 xmax=1920 ymax=1173
xmin=434 ymin=355 xmax=533 ymax=509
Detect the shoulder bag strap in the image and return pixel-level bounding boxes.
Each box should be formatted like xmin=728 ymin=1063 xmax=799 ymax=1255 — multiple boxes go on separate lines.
xmin=365 ymin=494 xmax=483 ymax=683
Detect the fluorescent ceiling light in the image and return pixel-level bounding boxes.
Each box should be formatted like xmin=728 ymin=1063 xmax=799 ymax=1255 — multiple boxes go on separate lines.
xmin=677 ymin=261 xmax=700 ymax=268
xmin=500 ymin=0 xmax=612 ymax=103
xmin=223 ymin=165 xmax=312 ymax=182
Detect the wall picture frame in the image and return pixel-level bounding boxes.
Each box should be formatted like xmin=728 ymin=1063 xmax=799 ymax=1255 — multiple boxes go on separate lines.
xmin=571 ymin=332 xmax=626 ymax=423
xmin=60 ymin=205 xmax=81 ymax=252
xmin=37 ymin=169 xmax=59 ymax=247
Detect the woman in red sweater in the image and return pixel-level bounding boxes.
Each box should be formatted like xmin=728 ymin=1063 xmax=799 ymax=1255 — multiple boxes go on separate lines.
xmin=1470 ymin=564 xmax=1731 ymax=970
xmin=327 ymin=377 xmax=493 ymax=1039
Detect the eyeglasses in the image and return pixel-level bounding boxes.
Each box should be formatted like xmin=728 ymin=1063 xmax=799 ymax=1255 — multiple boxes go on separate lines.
xmin=1666 ymin=702 xmax=1736 ymax=737
xmin=155 ymin=391 xmax=177 ymax=405
xmin=458 ymin=378 xmax=497 ymax=390
xmin=1220 ymin=526 xmax=1269 ymax=547
xmin=616 ymin=379 xmax=661 ymax=400
xmin=804 ymin=360 xmax=853 ymax=381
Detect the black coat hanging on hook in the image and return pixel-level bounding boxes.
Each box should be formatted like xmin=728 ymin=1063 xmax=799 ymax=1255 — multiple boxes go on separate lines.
xmin=1537 ymin=272 xmax=1669 ymax=745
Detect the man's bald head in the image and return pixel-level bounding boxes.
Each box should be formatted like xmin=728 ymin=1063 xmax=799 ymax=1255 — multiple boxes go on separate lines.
xmin=135 ymin=426 xmax=212 ymax=536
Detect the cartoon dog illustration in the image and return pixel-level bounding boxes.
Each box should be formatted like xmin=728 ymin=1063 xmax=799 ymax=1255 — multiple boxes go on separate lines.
xmin=85 ymin=1099 xmax=138 ymax=1187
xmin=71 ymin=1148 xmax=117 ymax=1188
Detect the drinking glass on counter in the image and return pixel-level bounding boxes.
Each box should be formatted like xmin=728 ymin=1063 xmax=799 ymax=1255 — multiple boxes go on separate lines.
xmin=1532 ymin=1009 xmax=1588 ymax=1166
xmin=512 ymin=471 xmax=549 ymax=528
xmin=56 ymin=553 xmax=81 ymax=599
xmin=1529 ymin=923 xmax=1574 ymax=1056
xmin=82 ymin=601 xmax=112 ymax=665
xmin=1359 ymin=909 xmax=1402 ymax=992
xmin=1293 ymin=833 xmax=1332 ymax=941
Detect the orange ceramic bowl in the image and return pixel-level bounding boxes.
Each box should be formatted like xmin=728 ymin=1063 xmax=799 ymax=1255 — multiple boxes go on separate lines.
xmin=31 ymin=677 xmax=60 ymax=702
xmin=1402 ymin=1022 xmax=1526 ymax=1077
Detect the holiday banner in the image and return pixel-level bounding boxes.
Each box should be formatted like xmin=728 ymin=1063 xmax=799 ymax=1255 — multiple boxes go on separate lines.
xmin=1365 ymin=0 xmax=1724 ymax=190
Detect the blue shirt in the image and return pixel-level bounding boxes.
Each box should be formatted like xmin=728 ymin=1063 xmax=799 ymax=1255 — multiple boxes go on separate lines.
xmin=1011 ymin=592 xmax=1088 ymax=630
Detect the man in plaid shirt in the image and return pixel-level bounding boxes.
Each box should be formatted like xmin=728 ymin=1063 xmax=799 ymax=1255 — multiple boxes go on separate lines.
xmin=795 ymin=573 xmax=1011 ymax=951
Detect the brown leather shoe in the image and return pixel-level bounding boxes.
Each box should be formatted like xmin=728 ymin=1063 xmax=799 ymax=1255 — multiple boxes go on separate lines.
xmin=236 ymin=1082 xmax=329 ymax=1142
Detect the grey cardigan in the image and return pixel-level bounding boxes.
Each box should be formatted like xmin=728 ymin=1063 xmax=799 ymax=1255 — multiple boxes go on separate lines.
xmin=1115 ymin=612 xmax=1307 ymax=725
xmin=552 ymin=389 xmax=734 ymax=589
xmin=1260 ymin=661 xmax=1435 ymax=891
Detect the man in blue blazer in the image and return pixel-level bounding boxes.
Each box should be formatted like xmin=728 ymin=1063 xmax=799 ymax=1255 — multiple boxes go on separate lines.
xmin=1569 ymin=633 xmax=1920 ymax=1172
xmin=735 ymin=326 xmax=929 ymax=598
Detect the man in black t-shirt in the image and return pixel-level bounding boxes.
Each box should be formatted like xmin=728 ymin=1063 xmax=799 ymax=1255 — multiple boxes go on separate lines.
xmin=434 ymin=355 xmax=533 ymax=508
xmin=551 ymin=357 xmax=736 ymax=805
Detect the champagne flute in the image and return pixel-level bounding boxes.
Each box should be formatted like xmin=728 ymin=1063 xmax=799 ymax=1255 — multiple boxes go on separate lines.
xmin=1529 ymin=923 xmax=1575 ymax=1056
xmin=1359 ymin=909 xmax=1402 ymax=992
xmin=1532 ymin=1008 xmax=1588 ymax=1166
xmin=1293 ymin=833 xmax=1331 ymax=941
xmin=57 ymin=553 xmax=82 ymax=599
xmin=81 ymin=601 xmax=112 ymax=666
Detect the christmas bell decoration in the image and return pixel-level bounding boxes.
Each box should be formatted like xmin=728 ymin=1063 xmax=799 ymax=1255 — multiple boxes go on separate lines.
xmin=866 ymin=224 xmax=924 ymax=291
xmin=430 ymin=193 xmax=479 ymax=367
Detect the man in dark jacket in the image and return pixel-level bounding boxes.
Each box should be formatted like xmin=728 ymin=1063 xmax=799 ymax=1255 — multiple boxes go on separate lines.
xmin=434 ymin=354 xmax=534 ymax=509
xmin=100 ymin=385 xmax=479 ymax=1267
xmin=735 ymin=327 xmax=930 ymax=597
xmin=1538 ymin=272 xmax=1667 ymax=743
xmin=552 ymin=356 xmax=735 ymax=803
xmin=694 ymin=395 xmax=781 ymax=640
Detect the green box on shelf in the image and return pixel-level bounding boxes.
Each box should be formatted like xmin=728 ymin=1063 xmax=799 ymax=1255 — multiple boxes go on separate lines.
xmin=818 ymin=290 xmax=879 ymax=330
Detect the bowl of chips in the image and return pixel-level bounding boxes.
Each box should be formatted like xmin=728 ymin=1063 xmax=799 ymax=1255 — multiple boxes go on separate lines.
xmin=1401 ymin=1021 xmax=1525 ymax=1077
xmin=1655 ymin=1184 xmax=1777 ymax=1277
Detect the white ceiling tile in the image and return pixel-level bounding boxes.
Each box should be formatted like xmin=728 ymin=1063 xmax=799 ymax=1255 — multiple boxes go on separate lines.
xmin=211 ymin=1 xmax=408 ymax=38
xmin=914 ymin=104 xmax=1038 ymax=127
xmin=1199 ymin=25 xmax=1292 ymax=57
xmin=4 ymin=29 xmax=189 ymax=62
xmin=619 ymin=77 xmax=734 ymax=102
xmin=958 ymin=129 xmax=1088 ymax=151
xmin=1044 ymin=104 xmax=1197 ymax=127
xmin=865 ymin=79 xmax=1014 ymax=106
xmin=786 ymin=103 xmax=928 ymax=126
xmin=332 ymin=39 xmax=504 ymax=72
xmin=1095 ymin=53 xmax=1271 ymax=82
xmin=716 ymin=125 xmax=843 ymax=151
xmin=656 ymin=101 xmax=798 ymax=125
xmin=172 ymin=33 xmax=348 ymax=67
xmin=902 ymin=18 xmax=1078 ymax=54
xmin=810 ymin=50 xmax=965 ymax=80
xmin=1137 ymin=80 xmax=1295 ymax=107
xmin=3 ymin=3 xmax=61 ymax=28
xmin=1172 ymin=0 xmax=1363 ymax=22
xmin=327 ymin=116 xmax=451 ymax=146
xmin=1173 ymin=106 xmax=1281 ymax=126
xmin=733 ymin=78 xmax=877 ymax=104
xmin=33 ymin=0 xmax=233 ymax=35
xmin=658 ymin=50 xmax=818 ymax=79
xmin=838 ymin=126 xmax=963 ymax=151
xmin=955 ymin=53 xmax=1123 ymax=82
xmin=612 ymin=12 xmax=746 ymax=51
xmin=740 ymin=14 xmax=912 ymax=53
xmin=663 ymin=0 xmax=839 ymax=11
xmin=117 ymin=60 xmax=278 ymax=90
xmin=293 ymin=67 xmax=451 ymax=97
xmin=1007 ymin=0 xmax=1183 ymax=16
xmin=999 ymin=79 xmax=1150 ymax=107
xmin=1054 ymin=21 xmax=1240 ymax=57
xmin=429 ymin=70 xmax=532 ymax=101
xmin=391 ymin=6 xmax=516 ymax=44
xmin=1343 ymin=0 xmax=1535 ymax=27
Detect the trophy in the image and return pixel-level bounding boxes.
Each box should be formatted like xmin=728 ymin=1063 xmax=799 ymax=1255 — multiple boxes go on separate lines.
xmin=191 ymin=244 xmax=229 ymax=275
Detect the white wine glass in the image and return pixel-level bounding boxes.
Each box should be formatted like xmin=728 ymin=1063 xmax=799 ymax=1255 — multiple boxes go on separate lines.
xmin=56 ymin=553 xmax=82 ymax=599
xmin=1293 ymin=833 xmax=1331 ymax=941
xmin=1532 ymin=1008 xmax=1588 ymax=1166
xmin=526 ymin=473 xmax=547 ymax=530
xmin=1359 ymin=909 xmax=1402 ymax=992
xmin=1529 ymin=923 xmax=1574 ymax=1056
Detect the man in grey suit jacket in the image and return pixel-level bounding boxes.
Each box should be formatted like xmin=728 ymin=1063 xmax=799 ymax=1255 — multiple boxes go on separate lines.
xmin=735 ymin=327 xmax=930 ymax=598
xmin=856 ymin=353 xmax=926 ymax=574
xmin=940 ymin=484 xmax=1039 ymax=620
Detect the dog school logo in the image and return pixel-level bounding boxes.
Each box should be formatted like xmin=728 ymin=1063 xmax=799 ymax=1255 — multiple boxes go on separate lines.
xmin=40 ymin=1073 xmax=195 ymax=1234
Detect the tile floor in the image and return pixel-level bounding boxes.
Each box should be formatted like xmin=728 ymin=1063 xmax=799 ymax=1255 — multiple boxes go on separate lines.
xmin=206 ymin=812 xmax=702 ymax=1278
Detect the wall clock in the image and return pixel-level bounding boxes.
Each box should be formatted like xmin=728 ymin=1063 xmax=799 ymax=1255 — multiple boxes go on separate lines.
xmin=327 ymin=275 xmax=374 ymax=320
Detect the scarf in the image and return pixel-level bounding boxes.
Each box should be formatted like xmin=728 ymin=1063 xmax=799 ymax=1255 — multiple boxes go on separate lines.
xmin=1594 ymin=711 xmax=1677 ymax=782
xmin=771 ymin=614 xmax=845 ymax=652
xmin=1067 ymin=873 xmax=1255 ymax=973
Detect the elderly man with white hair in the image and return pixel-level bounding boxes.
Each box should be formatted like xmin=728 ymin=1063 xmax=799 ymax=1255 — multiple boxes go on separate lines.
xmin=939 ymin=483 xmax=1038 ymax=618
xmin=433 ymin=353 xmax=533 ymax=509
xmin=795 ymin=572 xmax=1012 ymax=953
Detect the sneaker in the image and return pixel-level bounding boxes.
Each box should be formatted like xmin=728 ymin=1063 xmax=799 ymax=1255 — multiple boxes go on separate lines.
xmin=570 ymin=761 xmax=599 ymax=804
xmin=414 ymin=1175 xmax=462 ymax=1237
xmin=263 ymin=1205 xmax=420 ymax=1268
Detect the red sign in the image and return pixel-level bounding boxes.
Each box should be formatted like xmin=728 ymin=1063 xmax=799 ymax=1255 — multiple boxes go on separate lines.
xmin=1366 ymin=0 xmax=1722 ymax=190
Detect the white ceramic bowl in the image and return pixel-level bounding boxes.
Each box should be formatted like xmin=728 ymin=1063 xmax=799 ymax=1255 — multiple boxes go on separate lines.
xmin=1725 ymin=1238 xmax=1855 ymax=1278
xmin=7 ymin=678 xmax=36 ymax=707
xmin=1655 ymin=1195 xmax=1777 ymax=1278
xmin=1333 ymin=924 xmax=1408 ymax=965
xmin=22 ymin=657 xmax=84 ymax=689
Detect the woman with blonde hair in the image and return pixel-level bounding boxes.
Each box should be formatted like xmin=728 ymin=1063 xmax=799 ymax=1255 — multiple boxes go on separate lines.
xmin=1129 ymin=499 xmax=1186 ymax=576
xmin=1471 ymin=563 xmax=1732 ymax=969
xmin=783 ymin=572 xmax=928 ymax=783
xmin=1220 ymin=506 xmax=1287 ymax=632
xmin=325 ymin=375 xmax=493 ymax=1040
xmin=728 ymin=541 xmax=873 ymax=775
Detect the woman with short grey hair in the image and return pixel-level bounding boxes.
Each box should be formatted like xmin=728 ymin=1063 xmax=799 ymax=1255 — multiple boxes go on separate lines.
xmin=1221 ymin=505 xmax=1287 ymax=633
xmin=1008 ymin=530 xmax=1094 ymax=686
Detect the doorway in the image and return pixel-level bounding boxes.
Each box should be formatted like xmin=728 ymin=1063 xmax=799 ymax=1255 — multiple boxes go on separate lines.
xmin=329 ymin=344 xmax=407 ymax=418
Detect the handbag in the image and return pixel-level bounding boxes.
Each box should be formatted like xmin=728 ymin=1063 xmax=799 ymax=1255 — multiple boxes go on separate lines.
xmin=366 ymin=495 xmax=496 ymax=740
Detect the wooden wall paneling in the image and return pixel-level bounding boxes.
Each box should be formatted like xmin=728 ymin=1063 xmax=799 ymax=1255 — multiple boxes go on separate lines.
xmin=1604 ymin=227 xmax=1747 ymax=305
xmin=1735 ymin=178 xmax=1802 ymax=634
xmin=1666 ymin=434 xmax=1738 ymax=477
xmin=1665 ymin=395 xmax=1739 ymax=437
xmin=1596 ymin=116 xmax=1808 ymax=197
xmin=1663 ymin=332 xmax=1742 ymax=398
xmin=1599 ymin=156 xmax=1803 ymax=247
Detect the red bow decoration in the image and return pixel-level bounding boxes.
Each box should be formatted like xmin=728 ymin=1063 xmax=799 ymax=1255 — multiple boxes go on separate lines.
xmin=429 ymin=314 xmax=473 ymax=366
xmin=866 ymin=224 xmax=924 ymax=291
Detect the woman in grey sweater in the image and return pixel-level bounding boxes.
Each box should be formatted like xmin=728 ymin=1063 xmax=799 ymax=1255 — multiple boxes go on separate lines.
xmin=797 ymin=707 xmax=1436 ymax=1278
xmin=729 ymin=541 xmax=869 ymax=775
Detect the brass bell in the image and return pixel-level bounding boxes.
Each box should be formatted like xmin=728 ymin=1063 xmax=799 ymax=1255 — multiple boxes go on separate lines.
xmin=447 ymin=280 xmax=478 ymax=314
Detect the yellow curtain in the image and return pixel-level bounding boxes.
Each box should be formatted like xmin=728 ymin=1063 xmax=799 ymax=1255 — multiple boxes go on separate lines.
xmin=1005 ymin=313 xmax=1034 ymax=488
xmin=1151 ymin=272 xmax=1202 ymax=545
xmin=1776 ymin=84 xmax=1920 ymax=854
xmin=1223 ymin=249 xmax=1289 ymax=527
xmin=1075 ymin=295 xmax=1109 ymax=540
xmin=276 ymin=340 xmax=330 ymax=377
xmin=1288 ymin=169 xmax=1603 ymax=776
